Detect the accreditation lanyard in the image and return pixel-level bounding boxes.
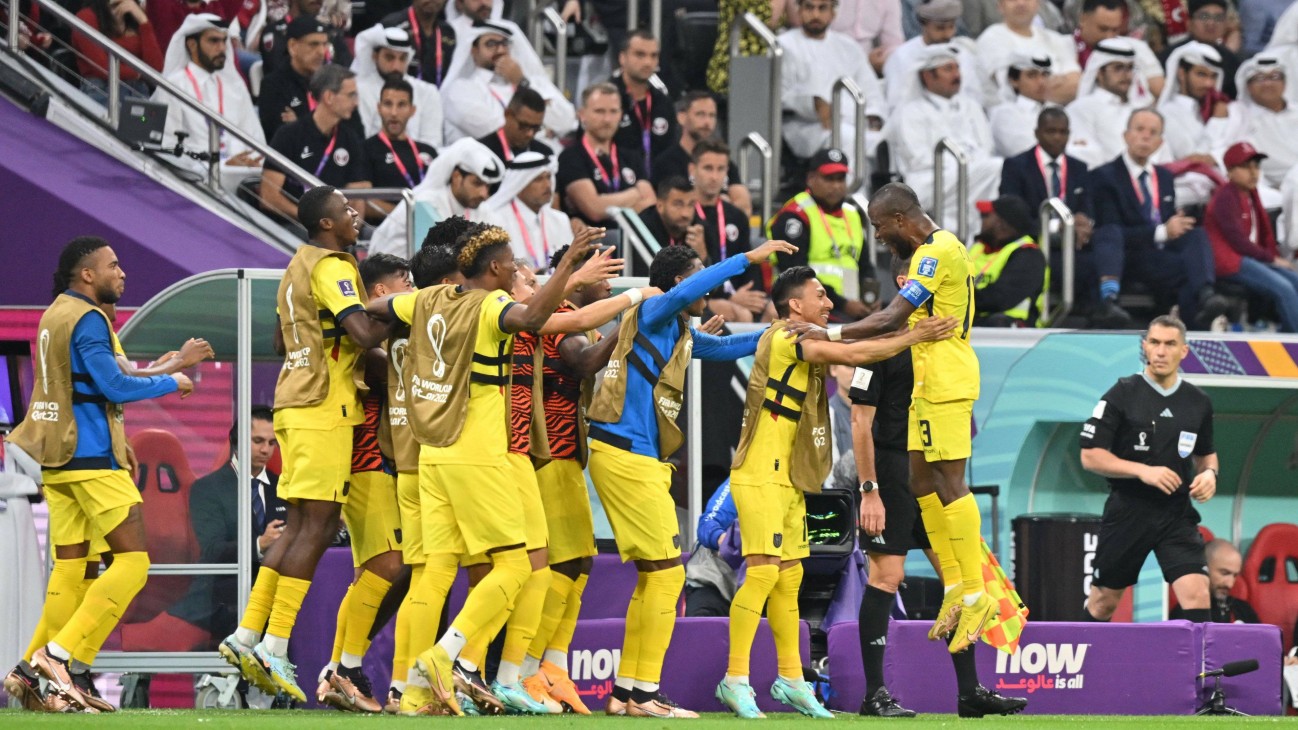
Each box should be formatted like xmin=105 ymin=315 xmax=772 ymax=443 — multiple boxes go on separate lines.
xmin=408 ymin=8 xmax=442 ymax=85
xmin=186 ymin=67 xmax=223 ymax=114
xmin=583 ymin=137 xmax=620 ymax=191
xmin=378 ymin=131 xmax=424 ymax=187
xmin=314 ymin=127 xmax=339 ymax=177
xmin=1034 ymin=147 xmax=1067 ymax=198
xmin=496 ymin=128 xmax=513 ymax=162
xmin=809 ymin=203 xmax=856 ymax=259
xmin=695 ymin=200 xmax=725 ymax=260
xmin=632 ymin=93 xmax=652 ymax=178
xmin=511 ymin=200 xmax=548 ymax=269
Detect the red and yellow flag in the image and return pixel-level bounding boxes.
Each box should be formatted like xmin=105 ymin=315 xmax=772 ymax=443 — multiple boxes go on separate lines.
xmin=979 ymin=538 xmax=1028 ymax=655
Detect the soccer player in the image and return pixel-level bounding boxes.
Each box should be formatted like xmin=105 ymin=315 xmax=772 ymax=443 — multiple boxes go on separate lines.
xmin=787 ymin=182 xmax=993 ymax=655
xmin=853 ymin=256 xmax=1028 ymax=718
xmin=366 ymin=222 xmax=597 ymax=716
xmin=221 ymin=187 xmax=393 ymax=702
xmin=717 ymin=266 xmax=954 ymax=719
xmin=6 ymin=237 xmax=197 ymax=712
xmin=587 ymin=238 xmax=797 ymax=718
xmin=316 ymin=253 xmax=414 ymax=713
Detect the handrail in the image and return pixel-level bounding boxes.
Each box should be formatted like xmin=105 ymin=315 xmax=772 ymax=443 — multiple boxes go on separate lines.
xmin=736 ymin=131 xmax=774 ymax=228
xmin=609 ymin=207 xmax=660 ymax=277
xmin=830 ymin=77 xmax=867 ymax=191
xmin=932 ymin=137 xmax=969 ymax=242
xmin=529 ymin=4 xmax=568 ymax=97
xmin=626 ymin=0 xmax=664 ymax=40
xmin=849 ymin=192 xmax=878 ymax=271
xmin=729 ymin=12 xmax=782 ymax=189
xmin=333 ymin=188 xmax=417 ymax=256
xmin=1038 ymin=197 xmax=1076 ymax=326
xmin=5 ymin=0 xmax=324 ymax=198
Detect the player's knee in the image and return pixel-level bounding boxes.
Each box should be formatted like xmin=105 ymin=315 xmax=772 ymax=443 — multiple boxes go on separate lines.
xmin=364 ymin=551 xmax=405 ymax=582
xmin=112 ymin=551 xmax=151 ymax=593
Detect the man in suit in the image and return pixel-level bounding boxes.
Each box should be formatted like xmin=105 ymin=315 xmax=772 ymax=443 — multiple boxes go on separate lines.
xmin=1089 ymin=109 xmax=1227 ymax=329
xmin=169 ymin=407 xmax=288 ymax=638
xmin=1000 ymin=108 xmax=1106 ymax=321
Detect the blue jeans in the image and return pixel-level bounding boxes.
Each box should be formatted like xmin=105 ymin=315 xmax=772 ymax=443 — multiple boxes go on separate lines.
xmin=1221 ymin=257 xmax=1298 ymax=332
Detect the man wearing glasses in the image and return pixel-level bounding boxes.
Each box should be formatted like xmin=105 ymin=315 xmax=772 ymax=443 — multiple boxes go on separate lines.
xmin=1160 ymin=1 xmax=1241 ymax=98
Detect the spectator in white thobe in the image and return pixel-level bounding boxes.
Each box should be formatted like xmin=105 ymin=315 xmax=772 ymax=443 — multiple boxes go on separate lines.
xmin=975 ymin=0 xmax=1081 ymax=106
xmin=351 ymin=24 xmax=444 ymax=147
xmin=989 ymin=51 xmax=1056 ymax=157
xmin=484 ymin=150 xmax=574 ymax=270
xmin=883 ymin=0 xmax=983 ymax=109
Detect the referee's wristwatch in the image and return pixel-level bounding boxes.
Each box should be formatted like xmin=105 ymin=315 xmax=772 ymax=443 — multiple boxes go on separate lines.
xmin=859 ymin=480 xmax=878 ymax=495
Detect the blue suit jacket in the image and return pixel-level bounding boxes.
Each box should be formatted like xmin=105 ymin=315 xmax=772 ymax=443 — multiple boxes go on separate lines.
xmin=999 ymin=146 xmax=1093 ymax=218
xmin=1091 ymin=156 xmax=1177 ymax=248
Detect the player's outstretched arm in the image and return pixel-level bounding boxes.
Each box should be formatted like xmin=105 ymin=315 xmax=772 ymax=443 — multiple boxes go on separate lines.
xmin=643 ymin=240 xmax=798 ymax=329
xmin=558 ymin=330 xmax=620 ymax=379
xmin=799 ymin=316 xmax=955 ymax=365
xmin=563 ymin=247 xmax=624 ymax=299
xmin=536 ymin=287 xmax=661 ymax=335
xmin=786 ymin=292 xmax=916 ymax=343
xmin=503 ymin=227 xmax=602 ymax=333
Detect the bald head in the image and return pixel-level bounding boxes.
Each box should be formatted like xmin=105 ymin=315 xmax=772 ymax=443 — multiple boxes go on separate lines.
xmin=867 ymin=182 xmax=934 ymax=258
xmin=1205 ymin=539 xmax=1242 ymax=600
xmin=869 ymin=182 xmax=922 ymax=218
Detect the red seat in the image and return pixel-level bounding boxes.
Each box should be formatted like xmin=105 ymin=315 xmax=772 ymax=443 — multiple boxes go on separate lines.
xmin=1240 ymin=523 xmax=1298 ymax=650
xmin=119 ymin=611 xmax=210 ymax=652
xmin=120 ymin=429 xmax=199 ymax=626
xmin=1167 ymin=525 xmax=1216 ymax=614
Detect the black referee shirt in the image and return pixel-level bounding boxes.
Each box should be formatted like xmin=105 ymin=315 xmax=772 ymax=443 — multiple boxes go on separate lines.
xmin=556 ymin=142 xmax=646 ymax=227
xmin=268 ymin=116 xmax=369 ymax=200
xmin=848 ymin=352 xmax=912 ymax=453
xmin=362 ymin=134 xmax=436 ymax=189
xmin=611 ymin=74 xmax=678 ymax=181
xmin=1081 ymin=373 xmax=1215 ymax=502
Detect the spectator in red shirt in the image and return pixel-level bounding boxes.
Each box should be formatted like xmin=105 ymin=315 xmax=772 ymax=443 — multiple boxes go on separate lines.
xmin=73 ymin=0 xmax=164 ymax=104
xmin=1206 ymin=142 xmax=1298 ymax=332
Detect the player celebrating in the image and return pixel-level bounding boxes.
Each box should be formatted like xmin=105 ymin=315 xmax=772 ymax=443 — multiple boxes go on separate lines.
xmin=586 ymin=239 xmax=796 ymax=718
xmin=717 ymin=266 xmax=954 ymax=719
xmin=221 ymin=187 xmax=392 ymax=702
xmin=787 ymin=182 xmax=993 ymax=654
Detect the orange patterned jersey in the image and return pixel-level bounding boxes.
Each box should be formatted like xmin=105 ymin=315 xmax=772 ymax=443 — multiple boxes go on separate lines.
xmin=540 ymin=303 xmax=590 ymax=461
xmin=508 ymin=330 xmax=539 ymax=455
xmin=351 ymin=391 xmax=388 ymax=473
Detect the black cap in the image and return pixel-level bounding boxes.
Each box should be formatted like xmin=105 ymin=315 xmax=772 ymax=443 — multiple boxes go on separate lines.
xmin=977 ymin=195 xmax=1034 ymax=237
xmin=808 ymin=147 xmax=850 ymax=176
xmin=1188 ymin=0 xmax=1226 ymax=15
xmin=287 ymin=16 xmax=328 ymax=40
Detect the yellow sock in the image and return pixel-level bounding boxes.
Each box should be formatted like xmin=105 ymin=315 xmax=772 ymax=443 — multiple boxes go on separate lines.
xmin=392 ymin=565 xmax=420 ymax=683
xmin=549 ymin=573 xmax=587 ymax=656
xmin=634 ymin=564 xmax=684 ymax=683
xmin=409 ymin=559 xmax=455 ymax=664
xmin=51 ymin=551 xmax=149 ymax=657
xmin=943 ymin=494 xmax=986 ymax=598
xmin=25 ymin=558 xmax=83 ymax=661
xmin=502 ymin=567 xmax=551 ymax=665
xmin=727 ymin=563 xmax=778 ymax=677
xmin=266 ymin=576 xmax=311 ymax=642
xmin=617 ymin=573 xmax=648 ymax=682
xmin=448 ymin=548 xmax=530 ymax=647
xmin=768 ymin=562 xmax=804 ymax=679
xmin=331 ymin=584 xmax=353 ymax=665
xmin=528 ymin=571 xmax=575 ymax=659
xmin=71 ymin=601 xmax=119 ymax=666
xmin=239 ymin=567 xmax=280 ymax=635
xmin=457 ymin=581 xmax=492 ymax=671
xmin=342 ymin=571 xmax=393 ymax=663
xmin=917 ymin=493 xmax=962 ymax=588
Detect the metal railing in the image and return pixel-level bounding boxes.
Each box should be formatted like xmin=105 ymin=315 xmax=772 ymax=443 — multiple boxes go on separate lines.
xmin=830 ymin=77 xmax=867 ymax=192
xmin=609 ymin=207 xmax=660 ymax=277
xmin=627 ymin=0 xmax=664 ymax=41
xmin=528 ymin=3 xmax=568 ymax=97
xmin=736 ymin=131 xmax=774 ymax=228
xmin=1039 ymin=197 xmax=1076 ymax=326
xmin=932 ymin=137 xmax=969 ymax=242
xmin=730 ymin=12 xmax=781 ymax=188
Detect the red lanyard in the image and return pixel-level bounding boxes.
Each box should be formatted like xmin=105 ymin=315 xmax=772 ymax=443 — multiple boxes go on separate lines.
xmin=632 ymin=92 xmax=652 ymax=177
xmin=408 ymin=8 xmax=442 ymax=85
xmin=1035 ymin=147 xmax=1067 ymax=198
xmin=695 ymin=200 xmax=726 ymax=260
xmin=511 ymin=200 xmax=548 ymax=268
xmin=315 ymin=127 xmax=338 ymax=177
xmin=488 ymin=86 xmax=509 ymax=109
xmin=1131 ymin=164 xmax=1160 ymax=206
xmin=809 ymin=201 xmax=857 ymax=259
xmin=583 ymin=136 xmax=620 ymax=191
xmin=185 ymin=67 xmax=223 ymax=114
xmin=496 ymin=128 xmax=513 ymax=162
xmin=378 ymin=131 xmax=424 ymax=187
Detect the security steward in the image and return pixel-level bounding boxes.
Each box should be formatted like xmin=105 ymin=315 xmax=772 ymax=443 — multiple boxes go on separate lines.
xmin=969 ymin=195 xmax=1048 ymax=327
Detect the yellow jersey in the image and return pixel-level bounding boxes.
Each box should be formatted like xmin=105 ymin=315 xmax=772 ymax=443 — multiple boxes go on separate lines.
xmin=277 ymin=256 xmax=366 ymax=430
xmin=897 ymin=230 xmax=980 ymax=403
xmin=392 ymin=288 xmax=515 ymax=465
xmin=730 ymin=331 xmax=806 ymax=487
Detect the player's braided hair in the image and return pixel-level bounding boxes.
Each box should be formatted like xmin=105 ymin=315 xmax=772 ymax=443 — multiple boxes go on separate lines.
xmin=455 ymin=223 xmax=512 ymax=277
xmin=51 ymin=236 xmax=110 ymax=300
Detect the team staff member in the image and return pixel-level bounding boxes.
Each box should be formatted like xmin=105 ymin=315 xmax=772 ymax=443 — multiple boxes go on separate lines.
xmin=258 ymin=17 xmax=331 ymax=141
xmin=587 ymin=239 xmax=795 ymax=718
xmin=716 ymin=266 xmax=953 ymax=720
xmin=258 ymin=0 xmax=351 ymax=76
xmin=787 ymin=182 xmax=994 ymax=656
xmin=770 ymin=148 xmax=878 ymax=320
xmin=8 ymin=237 xmax=196 ymax=712
xmin=367 ymin=223 xmax=596 ymax=716
xmin=685 ymin=139 xmax=766 ymax=323
xmin=852 ymin=257 xmax=1029 ymax=719
xmin=1170 ymin=539 xmax=1259 ymax=624
xmin=1080 ymin=315 xmax=1218 ymax=623
xmin=557 ymin=83 xmax=656 ymax=228
xmin=611 ymin=31 xmax=679 ymax=181
xmin=362 ymin=79 xmax=437 ymax=208
xmin=221 ymin=187 xmax=392 ymax=702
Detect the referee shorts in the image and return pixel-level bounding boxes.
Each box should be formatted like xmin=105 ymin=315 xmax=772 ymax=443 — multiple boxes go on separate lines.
xmin=730 ymin=481 xmax=809 ymax=561
xmin=44 ymin=468 xmax=140 ymax=550
xmin=908 ymin=398 xmax=973 ymax=462
xmin=588 ymin=440 xmax=681 ymax=563
xmin=536 ymin=458 xmax=596 ymax=565
xmin=344 ymin=469 xmax=403 ymax=568
xmin=419 ymin=447 xmax=525 ymax=558
xmin=1092 ymin=490 xmax=1207 ymax=590
xmin=463 ymin=453 xmax=548 ymax=566
xmin=396 ymin=471 xmax=423 ymax=565
xmin=863 ymin=448 xmax=930 ymax=557
xmin=277 ymin=425 xmax=354 ymax=504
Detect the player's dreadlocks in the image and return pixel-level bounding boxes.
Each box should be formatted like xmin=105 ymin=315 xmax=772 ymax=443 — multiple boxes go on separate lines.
xmin=456 ymin=223 xmax=512 ymax=278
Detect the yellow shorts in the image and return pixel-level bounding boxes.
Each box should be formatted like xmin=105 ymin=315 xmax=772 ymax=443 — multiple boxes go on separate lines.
xmin=536 ymin=458 xmax=596 ymax=565
xmin=277 ymin=424 xmax=354 ymax=504
xmin=908 ymin=398 xmax=974 ymax=462
xmin=463 ymin=453 xmax=548 ymax=565
xmin=419 ymin=458 xmax=526 ymax=558
xmin=396 ymin=471 xmax=423 ymax=565
xmin=731 ymin=481 xmax=810 ymax=561
xmin=344 ymin=470 xmax=403 ymax=567
xmin=44 ymin=469 xmax=141 ymax=549
xmin=588 ymin=440 xmax=680 ymax=563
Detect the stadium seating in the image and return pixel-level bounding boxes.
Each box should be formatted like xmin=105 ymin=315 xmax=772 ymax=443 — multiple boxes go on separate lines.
xmin=1238 ymin=522 xmax=1298 ymax=650
xmin=121 ymin=429 xmax=199 ymax=625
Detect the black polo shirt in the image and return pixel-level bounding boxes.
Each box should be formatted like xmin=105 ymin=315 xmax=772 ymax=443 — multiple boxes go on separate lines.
xmin=695 ymin=197 xmax=757 ymax=290
xmin=268 ymin=116 xmax=369 ymax=200
xmin=848 ymin=352 xmax=913 ymax=453
xmin=611 ymin=74 xmax=678 ymax=181
xmin=380 ymin=9 xmax=456 ymax=86
xmin=362 ymin=134 xmax=437 ymax=189
xmin=258 ymin=66 xmax=312 ymax=142
xmin=650 ymin=143 xmax=741 ymax=190
xmin=258 ymin=20 xmax=352 ymax=77
xmin=556 ymin=141 xmax=646 ymax=226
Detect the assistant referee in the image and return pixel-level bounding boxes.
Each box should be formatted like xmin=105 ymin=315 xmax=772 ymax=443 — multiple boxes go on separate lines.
xmin=1080 ymin=315 xmax=1219 ymax=622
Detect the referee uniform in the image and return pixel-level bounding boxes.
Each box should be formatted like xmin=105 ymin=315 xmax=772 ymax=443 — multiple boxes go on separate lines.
xmin=1081 ymin=373 xmax=1215 ymax=597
